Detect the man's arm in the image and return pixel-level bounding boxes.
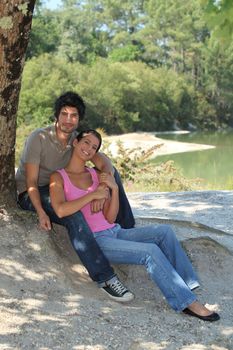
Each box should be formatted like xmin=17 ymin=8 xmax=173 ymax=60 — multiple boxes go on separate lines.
xmin=89 ymin=152 xmax=114 ymax=213
xmin=91 ymin=152 xmax=114 ymax=175
xmin=25 ymin=163 xmax=52 ymax=231
xmin=100 ymin=173 xmax=119 ymax=223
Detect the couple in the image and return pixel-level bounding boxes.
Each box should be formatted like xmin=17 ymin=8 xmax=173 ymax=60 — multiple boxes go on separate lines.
xmin=16 ymin=91 xmax=220 ymax=322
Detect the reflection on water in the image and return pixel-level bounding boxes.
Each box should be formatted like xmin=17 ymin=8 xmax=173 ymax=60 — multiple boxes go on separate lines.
xmin=151 ymin=130 xmax=233 ymax=188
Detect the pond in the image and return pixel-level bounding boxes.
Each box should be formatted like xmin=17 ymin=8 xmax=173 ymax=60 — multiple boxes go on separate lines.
xmin=151 ymin=130 xmax=233 ymax=189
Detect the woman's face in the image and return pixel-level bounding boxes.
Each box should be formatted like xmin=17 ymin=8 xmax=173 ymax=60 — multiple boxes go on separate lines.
xmin=75 ymin=133 xmax=100 ymax=160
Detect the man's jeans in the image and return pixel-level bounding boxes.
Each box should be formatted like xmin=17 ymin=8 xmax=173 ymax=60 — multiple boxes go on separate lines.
xmin=94 ymin=224 xmax=200 ymax=311
xmin=114 ymin=168 xmax=135 ymax=229
xmin=17 ymin=169 xmax=135 ymax=284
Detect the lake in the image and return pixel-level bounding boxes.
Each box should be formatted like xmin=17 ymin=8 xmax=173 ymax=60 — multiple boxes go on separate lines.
xmin=151 ymin=130 xmax=233 ymax=189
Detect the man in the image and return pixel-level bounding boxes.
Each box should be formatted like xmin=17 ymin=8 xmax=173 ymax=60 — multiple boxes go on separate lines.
xmin=16 ymin=91 xmax=135 ymax=302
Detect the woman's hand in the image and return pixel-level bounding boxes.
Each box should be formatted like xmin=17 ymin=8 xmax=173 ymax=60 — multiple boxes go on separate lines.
xmin=93 ymin=186 xmax=109 ymax=200
xmin=90 ymin=184 xmax=109 ymax=213
xmin=90 ymin=186 xmax=109 ymax=213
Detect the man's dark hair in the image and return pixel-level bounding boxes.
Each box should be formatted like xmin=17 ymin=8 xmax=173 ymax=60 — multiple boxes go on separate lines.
xmin=76 ymin=129 xmax=102 ymax=152
xmin=54 ymin=91 xmax=86 ymax=120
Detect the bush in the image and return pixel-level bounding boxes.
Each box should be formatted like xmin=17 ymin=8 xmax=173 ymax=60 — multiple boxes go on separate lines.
xmin=18 ymin=55 xmax=198 ymax=135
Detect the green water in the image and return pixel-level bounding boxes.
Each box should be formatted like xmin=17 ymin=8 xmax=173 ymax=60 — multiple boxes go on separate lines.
xmin=151 ymin=130 xmax=233 ymax=188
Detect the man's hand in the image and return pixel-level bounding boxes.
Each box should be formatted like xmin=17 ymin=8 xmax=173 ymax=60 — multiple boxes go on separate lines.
xmin=99 ymin=172 xmax=118 ymax=190
xmin=38 ymin=211 xmax=52 ymax=231
xmin=25 ymin=163 xmax=52 ymax=231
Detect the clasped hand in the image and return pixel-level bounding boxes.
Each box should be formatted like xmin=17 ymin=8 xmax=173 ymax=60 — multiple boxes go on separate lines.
xmin=91 ymin=183 xmax=109 ymax=213
xmin=90 ymin=172 xmax=117 ymax=213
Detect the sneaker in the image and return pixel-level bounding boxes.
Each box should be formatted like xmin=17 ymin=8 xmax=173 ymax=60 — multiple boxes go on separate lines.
xmin=101 ymin=278 xmax=135 ymax=303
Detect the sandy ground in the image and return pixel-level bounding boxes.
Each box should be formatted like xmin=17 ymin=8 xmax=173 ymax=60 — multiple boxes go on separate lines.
xmin=1 ymin=134 xmax=232 ymax=349
xmin=104 ymin=132 xmax=215 ymax=158
xmin=0 ymin=208 xmax=232 ymax=350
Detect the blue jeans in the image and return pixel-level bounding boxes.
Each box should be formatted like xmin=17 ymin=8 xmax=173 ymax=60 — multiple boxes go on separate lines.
xmin=114 ymin=168 xmax=135 ymax=229
xmin=94 ymin=224 xmax=200 ymax=311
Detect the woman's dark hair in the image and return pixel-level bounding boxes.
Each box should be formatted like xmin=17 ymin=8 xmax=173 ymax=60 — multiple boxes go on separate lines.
xmin=76 ymin=129 xmax=102 ymax=152
xmin=54 ymin=91 xmax=86 ymax=120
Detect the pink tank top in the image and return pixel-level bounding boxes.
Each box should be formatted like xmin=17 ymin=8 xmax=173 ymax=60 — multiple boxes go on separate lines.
xmin=57 ymin=167 xmax=115 ymax=233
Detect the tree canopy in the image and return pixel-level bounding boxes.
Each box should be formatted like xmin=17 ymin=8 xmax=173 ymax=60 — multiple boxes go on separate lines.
xmin=202 ymin=0 xmax=233 ymax=44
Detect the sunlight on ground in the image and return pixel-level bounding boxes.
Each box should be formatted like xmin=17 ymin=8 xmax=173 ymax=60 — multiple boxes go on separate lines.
xmin=0 ymin=259 xmax=43 ymax=281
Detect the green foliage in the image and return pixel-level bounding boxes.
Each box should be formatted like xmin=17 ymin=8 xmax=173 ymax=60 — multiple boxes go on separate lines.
xmin=26 ymin=11 xmax=61 ymax=59
xmin=224 ymin=176 xmax=233 ymax=190
xmin=18 ymin=56 xmax=199 ymax=136
xmin=109 ymin=44 xmax=141 ymax=62
xmin=202 ymin=0 xmax=233 ymax=45
xmin=56 ymin=5 xmax=107 ymax=63
xmin=82 ymin=59 xmax=198 ymax=133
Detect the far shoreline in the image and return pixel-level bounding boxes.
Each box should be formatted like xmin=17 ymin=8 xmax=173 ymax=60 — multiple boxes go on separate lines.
xmin=104 ymin=131 xmax=215 ymax=158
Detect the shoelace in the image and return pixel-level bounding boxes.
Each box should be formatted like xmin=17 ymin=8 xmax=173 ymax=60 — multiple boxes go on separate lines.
xmin=109 ymin=280 xmax=127 ymax=295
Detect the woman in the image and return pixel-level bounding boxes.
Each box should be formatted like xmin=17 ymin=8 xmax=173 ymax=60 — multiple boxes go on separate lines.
xmin=50 ymin=129 xmax=220 ymax=322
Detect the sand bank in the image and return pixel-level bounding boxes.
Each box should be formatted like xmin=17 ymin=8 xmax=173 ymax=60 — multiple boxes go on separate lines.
xmin=104 ymin=132 xmax=215 ymax=158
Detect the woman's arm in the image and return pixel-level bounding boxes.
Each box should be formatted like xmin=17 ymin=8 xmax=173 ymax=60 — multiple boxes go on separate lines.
xmin=99 ymin=173 xmax=119 ymax=223
xmin=49 ymin=172 xmax=109 ymax=218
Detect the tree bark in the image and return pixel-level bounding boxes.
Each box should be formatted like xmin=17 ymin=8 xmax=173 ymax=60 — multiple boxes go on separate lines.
xmin=0 ymin=0 xmax=36 ymax=206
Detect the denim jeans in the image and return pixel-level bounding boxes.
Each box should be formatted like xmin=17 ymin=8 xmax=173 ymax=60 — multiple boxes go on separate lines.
xmin=94 ymin=224 xmax=200 ymax=311
xmin=114 ymin=168 xmax=135 ymax=229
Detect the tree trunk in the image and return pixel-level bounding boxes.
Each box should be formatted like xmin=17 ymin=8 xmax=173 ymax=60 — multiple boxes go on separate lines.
xmin=0 ymin=0 xmax=36 ymax=206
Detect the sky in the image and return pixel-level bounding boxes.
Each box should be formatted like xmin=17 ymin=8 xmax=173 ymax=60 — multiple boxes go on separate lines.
xmin=43 ymin=0 xmax=63 ymax=10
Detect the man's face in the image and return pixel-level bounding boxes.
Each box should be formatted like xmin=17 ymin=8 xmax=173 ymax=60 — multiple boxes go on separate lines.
xmin=57 ymin=106 xmax=79 ymax=134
